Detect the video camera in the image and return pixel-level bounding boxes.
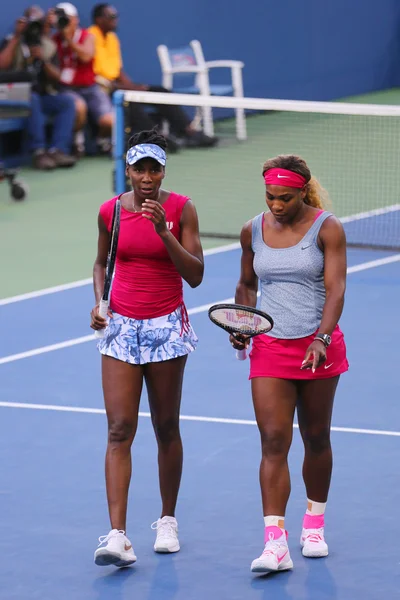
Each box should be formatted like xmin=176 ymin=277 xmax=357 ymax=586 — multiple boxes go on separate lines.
xmin=54 ymin=7 xmax=70 ymax=29
xmin=23 ymin=19 xmax=43 ymax=46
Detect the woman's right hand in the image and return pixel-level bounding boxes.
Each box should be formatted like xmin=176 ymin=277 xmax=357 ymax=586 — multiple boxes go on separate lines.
xmin=229 ymin=334 xmax=250 ymax=351
xmin=90 ymin=304 xmax=111 ymax=331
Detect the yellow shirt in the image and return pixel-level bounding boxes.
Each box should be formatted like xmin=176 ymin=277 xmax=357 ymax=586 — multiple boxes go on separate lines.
xmin=88 ymin=25 xmax=122 ymax=82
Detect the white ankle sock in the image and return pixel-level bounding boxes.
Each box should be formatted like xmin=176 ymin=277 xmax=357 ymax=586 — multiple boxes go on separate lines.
xmin=264 ymin=515 xmax=285 ymax=529
xmin=306 ymin=498 xmax=326 ymax=516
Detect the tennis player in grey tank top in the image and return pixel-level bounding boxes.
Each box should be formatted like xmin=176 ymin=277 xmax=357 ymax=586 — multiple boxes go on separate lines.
xmin=231 ymin=154 xmax=349 ymax=575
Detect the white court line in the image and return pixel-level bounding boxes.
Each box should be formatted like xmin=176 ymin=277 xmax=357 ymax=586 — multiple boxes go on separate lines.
xmin=0 ymin=335 xmax=95 ymax=365
xmin=0 ymin=297 xmax=234 ymax=365
xmin=0 ymin=243 xmax=240 ymax=307
xmin=0 ymin=278 xmax=93 ymax=306
xmin=1 ymin=204 xmax=399 ymax=308
xmin=0 ymin=254 xmax=399 ymax=367
xmin=340 ymin=203 xmax=400 ymax=223
xmin=0 ymin=401 xmax=399 ymax=438
xmin=0 ymin=246 xmax=396 ymax=309
xmin=346 ymin=253 xmax=400 ymax=273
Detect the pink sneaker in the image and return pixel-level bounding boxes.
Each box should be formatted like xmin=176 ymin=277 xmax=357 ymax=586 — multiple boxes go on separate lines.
xmin=301 ymin=513 xmax=328 ymax=557
xmin=251 ymin=526 xmax=293 ymax=574
xmin=300 ymin=527 xmax=328 ymax=557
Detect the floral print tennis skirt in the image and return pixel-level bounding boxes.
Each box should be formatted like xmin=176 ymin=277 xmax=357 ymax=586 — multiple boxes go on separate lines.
xmin=97 ymin=306 xmax=198 ymax=365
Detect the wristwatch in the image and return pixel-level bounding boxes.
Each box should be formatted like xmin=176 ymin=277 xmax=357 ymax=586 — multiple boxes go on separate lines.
xmin=315 ymin=333 xmax=332 ymax=347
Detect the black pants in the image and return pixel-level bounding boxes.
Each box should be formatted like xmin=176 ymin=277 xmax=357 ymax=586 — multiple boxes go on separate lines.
xmin=123 ymin=85 xmax=190 ymax=138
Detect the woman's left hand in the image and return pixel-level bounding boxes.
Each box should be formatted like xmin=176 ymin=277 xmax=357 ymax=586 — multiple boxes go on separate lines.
xmin=141 ymin=199 xmax=168 ymax=235
xmin=301 ymin=339 xmax=326 ymax=373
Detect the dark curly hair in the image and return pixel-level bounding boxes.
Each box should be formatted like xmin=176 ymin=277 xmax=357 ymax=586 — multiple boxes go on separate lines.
xmin=127 ymin=127 xmax=167 ymax=152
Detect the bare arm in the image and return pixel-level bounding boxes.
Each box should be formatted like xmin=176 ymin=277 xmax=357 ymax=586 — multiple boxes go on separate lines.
xmin=301 ymin=216 xmax=347 ymax=371
xmin=0 ymin=17 xmax=27 ymax=69
xmin=228 ymin=221 xmax=258 ymax=350
xmin=115 ymin=70 xmax=149 ymax=91
xmin=318 ymin=216 xmax=347 ymax=335
xmin=93 ymin=213 xmax=109 ymax=304
xmin=142 ymin=198 xmax=204 ymax=288
xmin=158 ymin=200 xmax=204 ymax=288
xmin=0 ymin=36 xmax=19 ymax=69
xmin=235 ymin=221 xmax=258 ymax=306
xmin=63 ymin=28 xmax=94 ymax=63
xmin=69 ymin=35 xmax=94 ymax=63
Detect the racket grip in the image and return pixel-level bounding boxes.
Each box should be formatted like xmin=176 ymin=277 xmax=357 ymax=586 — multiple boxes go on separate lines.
xmin=94 ymin=300 xmax=109 ymax=339
xmin=236 ymin=348 xmax=247 ymax=361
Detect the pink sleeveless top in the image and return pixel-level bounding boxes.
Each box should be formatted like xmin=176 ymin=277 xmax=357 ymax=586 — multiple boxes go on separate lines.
xmin=99 ymin=192 xmax=189 ymax=320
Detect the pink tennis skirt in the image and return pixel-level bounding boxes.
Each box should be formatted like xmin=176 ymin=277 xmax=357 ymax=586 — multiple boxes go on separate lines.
xmin=249 ymin=325 xmax=349 ymax=380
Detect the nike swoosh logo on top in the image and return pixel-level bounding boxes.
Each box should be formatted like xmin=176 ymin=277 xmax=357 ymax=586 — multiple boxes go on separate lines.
xmin=124 ymin=544 xmax=132 ymax=551
xmin=324 ymin=363 xmax=334 ymax=369
xmin=301 ymin=244 xmax=312 ymax=250
xmin=277 ymin=174 xmax=289 ymax=178
xmin=278 ymin=550 xmax=289 ymax=563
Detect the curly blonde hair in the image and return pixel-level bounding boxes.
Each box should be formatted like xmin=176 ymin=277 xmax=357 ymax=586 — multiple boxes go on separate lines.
xmin=262 ymin=155 xmax=330 ymax=209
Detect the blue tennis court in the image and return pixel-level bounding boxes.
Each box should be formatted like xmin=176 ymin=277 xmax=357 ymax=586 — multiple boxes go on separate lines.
xmin=1 ymin=245 xmax=399 ymax=600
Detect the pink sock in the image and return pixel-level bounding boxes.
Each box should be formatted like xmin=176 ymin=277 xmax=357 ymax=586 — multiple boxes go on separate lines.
xmin=264 ymin=525 xmax=286 ymax=543
xmin=303 ymin=513 xmax=324 ymax=529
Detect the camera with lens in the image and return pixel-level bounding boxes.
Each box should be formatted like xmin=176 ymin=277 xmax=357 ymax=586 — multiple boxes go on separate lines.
xmin=23 ymin=19 xmax=43 ymax=46
xmin=54 ymin=7 xmax=70 ymax=29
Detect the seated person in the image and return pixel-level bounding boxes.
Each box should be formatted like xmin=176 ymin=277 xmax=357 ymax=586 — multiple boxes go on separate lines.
xmin=52 ymin=2 xmax=113 ymax=153
xmin=88 ymin=3 xmax=217 ymax=150
xmin=0 ymin=6 xmax=76 ymax=170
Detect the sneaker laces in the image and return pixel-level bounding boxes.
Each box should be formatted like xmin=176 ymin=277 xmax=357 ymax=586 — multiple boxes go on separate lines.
xmin=97 ymin=529 xmax=125 ymax=546
xmin=151 ymin=519 xmax=177 ymax=541
xmin=303 ymin=527 xmax=324 ymax=544
xmin=262 ymin=532 xmax=286 ymax=556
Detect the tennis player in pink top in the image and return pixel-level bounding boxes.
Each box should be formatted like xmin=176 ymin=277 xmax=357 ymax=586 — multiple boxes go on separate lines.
xmin=90 ymin=128 xmax=204 ymax=567
xmin=231 ymin=154 xmax=349 ymax=574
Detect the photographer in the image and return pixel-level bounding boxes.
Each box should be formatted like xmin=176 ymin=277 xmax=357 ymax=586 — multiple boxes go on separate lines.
xmin=0 ymin=6 xmax=76 ymax=170
xmin=89 ymin=3 xmax=217 ymax=150
xmin=52 ymin=3 xmax=113 ymax=154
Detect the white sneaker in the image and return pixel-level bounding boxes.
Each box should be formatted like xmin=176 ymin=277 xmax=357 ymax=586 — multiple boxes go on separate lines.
xmin=251 ymin=528 xmax=293 ymax=574
xmin=151 ymin=516 xmax=180 ymax=553
xmin=300 ymin=527 xmax=329 ymax=557
xmin=94 ymin=529 xmax=137 ymax=567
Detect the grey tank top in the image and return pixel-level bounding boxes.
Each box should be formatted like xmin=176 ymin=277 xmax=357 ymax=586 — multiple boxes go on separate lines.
xmin=252 ymin=211 xmax=333 ymax=339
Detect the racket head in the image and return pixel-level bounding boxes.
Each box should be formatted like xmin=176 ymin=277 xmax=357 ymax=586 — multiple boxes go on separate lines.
xmin=102 ymin=198 xmax=121 ymax=300
xmin=208 ymin=303 xmax=274 ymax=338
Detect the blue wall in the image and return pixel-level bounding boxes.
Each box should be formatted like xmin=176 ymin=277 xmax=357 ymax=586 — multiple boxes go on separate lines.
xmin=2 ymin=0 xmax=400 ymax=101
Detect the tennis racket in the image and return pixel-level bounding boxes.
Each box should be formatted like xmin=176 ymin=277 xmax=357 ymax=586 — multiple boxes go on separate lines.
xmin=94 ymin=199 xmax=121 ymax=339
xmin=208 ymin=303 xmax=274 ymax=360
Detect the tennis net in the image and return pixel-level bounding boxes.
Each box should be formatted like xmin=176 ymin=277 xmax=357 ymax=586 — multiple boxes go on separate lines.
xmin=112 ymin=90 xmax=400 ymax=251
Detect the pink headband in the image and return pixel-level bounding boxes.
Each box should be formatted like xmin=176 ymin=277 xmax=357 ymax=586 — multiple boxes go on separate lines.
xmin=264 ymin=168 xmax=307 ymax=188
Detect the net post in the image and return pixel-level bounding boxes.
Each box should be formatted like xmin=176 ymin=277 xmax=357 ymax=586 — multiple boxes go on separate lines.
xmin=112 ymin=90 xmax=126 ymax=195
